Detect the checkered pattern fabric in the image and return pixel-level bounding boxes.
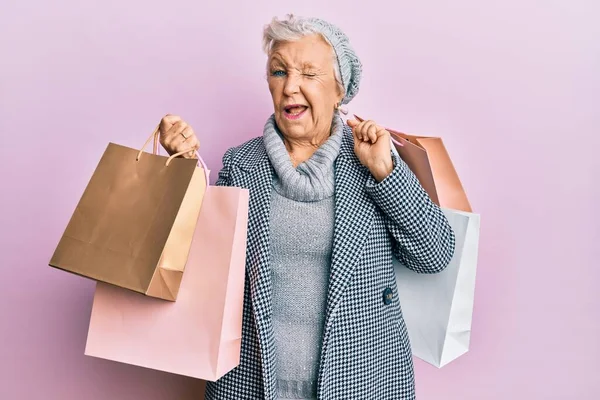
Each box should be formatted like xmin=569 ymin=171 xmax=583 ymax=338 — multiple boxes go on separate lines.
xmin=206 ymin=126 xmax=456 ymax=400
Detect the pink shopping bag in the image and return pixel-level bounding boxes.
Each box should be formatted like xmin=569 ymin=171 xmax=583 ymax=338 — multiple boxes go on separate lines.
xmin=84 ymin=185 xmax=249 ymax=381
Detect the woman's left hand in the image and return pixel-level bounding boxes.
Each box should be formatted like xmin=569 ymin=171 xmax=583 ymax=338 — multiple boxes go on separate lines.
xmin=347 ymin=118 xmax=394 ymax=182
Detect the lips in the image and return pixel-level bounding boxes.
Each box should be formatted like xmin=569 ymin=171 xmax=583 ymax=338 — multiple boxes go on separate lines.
xmin=284 ymin=104 xmax=308 ymax=115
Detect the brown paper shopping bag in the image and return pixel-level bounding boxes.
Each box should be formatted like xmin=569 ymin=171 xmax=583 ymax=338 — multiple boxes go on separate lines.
xmin=49 ymin=124 xmax=209 ymax=301
xmin=85 ymin=185 xmax=249 ymax=381
xmin=355 ymin=115 xmax=472 ymax=212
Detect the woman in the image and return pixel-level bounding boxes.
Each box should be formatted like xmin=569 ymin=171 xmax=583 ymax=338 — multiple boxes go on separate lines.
xmin=160 ymin=14 xmax=455 ymax=400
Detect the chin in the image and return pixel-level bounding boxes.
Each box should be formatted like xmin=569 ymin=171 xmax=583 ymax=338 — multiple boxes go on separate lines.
xmin=275 ymin=115 xmax=306 ymax=137
xmin=280 ymin=125 xmax=308 ymax=139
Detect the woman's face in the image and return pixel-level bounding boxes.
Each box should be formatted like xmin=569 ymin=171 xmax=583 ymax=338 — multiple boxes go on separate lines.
xmin=267 ymin=34 xmax=343 ymax=143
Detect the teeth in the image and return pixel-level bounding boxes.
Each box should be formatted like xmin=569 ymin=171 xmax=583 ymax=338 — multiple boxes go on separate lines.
xmin=286 ymin=106 xmax=306 ymax=115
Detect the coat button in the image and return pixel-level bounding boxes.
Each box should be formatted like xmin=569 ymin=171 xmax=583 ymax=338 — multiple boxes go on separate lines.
xmin=383 ymin=287 xmax=393 ymax=305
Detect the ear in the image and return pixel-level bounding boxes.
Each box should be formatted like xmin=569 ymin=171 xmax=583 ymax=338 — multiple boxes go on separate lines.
xmin=335 ymin=78 xmax=344 ymax=98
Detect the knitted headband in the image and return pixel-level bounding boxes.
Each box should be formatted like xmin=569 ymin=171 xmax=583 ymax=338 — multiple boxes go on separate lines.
xmin=307 ymin=18 xmax=362 ymax=105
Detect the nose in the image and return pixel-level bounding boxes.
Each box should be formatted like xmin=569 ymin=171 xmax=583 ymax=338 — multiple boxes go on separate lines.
xmin=283 ymin=74 xmax=300 ymax=96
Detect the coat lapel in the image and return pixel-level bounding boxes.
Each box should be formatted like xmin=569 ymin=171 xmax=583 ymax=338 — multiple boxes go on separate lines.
xmin=322 ymin=130 xmax=377 ymax=345
xmin=234 ymin=150 xmax=274 ymax=324
xmin=230 ymin=141 xmax=277 ymax=399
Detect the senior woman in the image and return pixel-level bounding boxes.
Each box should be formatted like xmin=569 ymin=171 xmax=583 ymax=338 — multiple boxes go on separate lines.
xmin=159 ymin=14 xmax=455 ymax=400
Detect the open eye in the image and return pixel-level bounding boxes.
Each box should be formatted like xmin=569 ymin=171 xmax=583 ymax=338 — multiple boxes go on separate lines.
xmin=271 ymin=70 xmax=286 ymax=77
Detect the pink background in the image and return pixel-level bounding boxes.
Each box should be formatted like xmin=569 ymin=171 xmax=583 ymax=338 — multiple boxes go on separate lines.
xmin=1 ymin=0 xmax=598 ymax=399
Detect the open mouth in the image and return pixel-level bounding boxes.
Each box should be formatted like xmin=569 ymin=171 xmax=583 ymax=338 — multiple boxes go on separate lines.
xmin=284 ymin=104 xmax=308 ymax=117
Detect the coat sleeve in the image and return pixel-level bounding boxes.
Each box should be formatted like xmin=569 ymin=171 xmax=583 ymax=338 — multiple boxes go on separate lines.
xmin=214 ymin=147 xmax=235 ymax=187
xmin=365 ymin=152 xmax=456 ymax=274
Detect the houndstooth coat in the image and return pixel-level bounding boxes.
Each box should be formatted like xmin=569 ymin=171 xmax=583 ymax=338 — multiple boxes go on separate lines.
xmin=205 ymin=125 xmax=456 ymax=400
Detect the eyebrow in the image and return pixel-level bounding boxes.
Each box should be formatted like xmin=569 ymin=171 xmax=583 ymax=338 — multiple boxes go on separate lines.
xmin=301 ymin=62 xmax=320 ymax=70
xmin=268 ymin=54 xmax=322 ymax=70
xmin=268 ymin=57 xmax=286 ymax=69
xmin=269 ymin=53 xmax=286 ymax=63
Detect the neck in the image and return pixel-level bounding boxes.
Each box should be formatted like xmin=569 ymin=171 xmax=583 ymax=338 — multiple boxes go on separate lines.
xmin=282 ymin=124 xmax=332 ymax=167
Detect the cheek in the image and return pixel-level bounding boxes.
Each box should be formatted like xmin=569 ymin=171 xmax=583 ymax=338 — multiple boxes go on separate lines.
xmin=305 ymin=84 xmax=335 ymax=114
xmin=268 ymin=81 xmax=281 ymax=103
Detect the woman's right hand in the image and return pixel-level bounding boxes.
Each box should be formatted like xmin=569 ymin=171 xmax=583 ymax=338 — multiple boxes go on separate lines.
xmin=158 ymin=114 xmax=200 ymax=159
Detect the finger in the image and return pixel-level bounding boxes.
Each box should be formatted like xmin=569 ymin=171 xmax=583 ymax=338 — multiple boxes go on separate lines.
xmin=171 ymin=136 xmax=199 ymax=158
xmin=162 ymin=114 xmax=181 ymax=125
xmin=159 ymin=114 xmax=181 ymax=133
xmin=355 ymin=120 xmax=369 ymax=140
xmin=180 ymin=129 xmax=200 ymax=154
xmin=168 ymin=120 xmax=188 ymax=140
xmin=346 ymin=118 xmax=359 ymax=128
xmin=161 ymin=121 xmax=186 ymax=151
xmin=188 ymin=128 xmax=199 ymax=147
xmin=375 ymin=126 xmax=389 ymax=139
xmin=367 ymin=125 xmax=378 ymax=143
xmin=182 ymin=137 xmax=200 ymax=159
xmin=363 ymin=121 xmax=378 ymax=143
xmin=367 ymin=124 xmax=387 ymax=143
xmin=361 ymin=120 xmax=376 ymax=142
xmin=180 ymin=125 xmax=193 ymax=141
xmin=351 ymin=121 xmax=361 ymax=140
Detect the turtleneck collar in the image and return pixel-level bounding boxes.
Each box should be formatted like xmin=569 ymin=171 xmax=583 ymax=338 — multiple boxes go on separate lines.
xmin=263 ymin=114 xmax=344 ymax=202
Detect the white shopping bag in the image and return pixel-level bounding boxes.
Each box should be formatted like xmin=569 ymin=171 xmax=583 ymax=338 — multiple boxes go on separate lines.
xmin=394 ymin=208 xmax=480 ymax=368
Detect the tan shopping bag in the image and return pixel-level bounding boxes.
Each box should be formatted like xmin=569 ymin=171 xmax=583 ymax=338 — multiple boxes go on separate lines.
xmin=49 ymin=124 xmax=209 ymax=301
xmin=354 ymin=115 xmax=472 ymax=212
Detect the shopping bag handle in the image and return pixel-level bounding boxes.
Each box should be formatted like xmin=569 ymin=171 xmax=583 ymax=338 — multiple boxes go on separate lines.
xmin=136 ymin=124 xmax=210 ymax=184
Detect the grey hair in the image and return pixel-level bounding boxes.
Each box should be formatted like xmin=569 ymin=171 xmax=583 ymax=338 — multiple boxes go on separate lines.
xmin=262 ymin=14 xmax=345 ymax=97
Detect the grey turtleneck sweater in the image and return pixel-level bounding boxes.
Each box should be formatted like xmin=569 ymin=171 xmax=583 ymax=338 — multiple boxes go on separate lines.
xmin=263 ymin=115 xmax=344 ymax=400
